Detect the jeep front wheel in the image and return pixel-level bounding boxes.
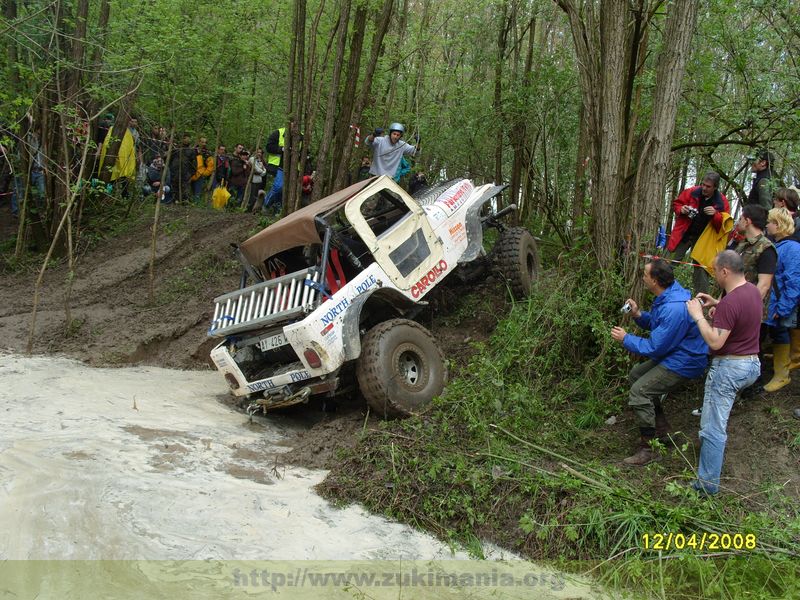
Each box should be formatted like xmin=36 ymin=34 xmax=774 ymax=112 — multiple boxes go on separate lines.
xmin=356 ymin=319 xmax=448 ymax=418
xmin=492 ymin=226 xmax=539 ymax=299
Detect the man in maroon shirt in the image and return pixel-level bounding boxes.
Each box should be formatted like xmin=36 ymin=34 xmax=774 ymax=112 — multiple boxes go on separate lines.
xmin=686 ymin=250 xmax=762 ymax=495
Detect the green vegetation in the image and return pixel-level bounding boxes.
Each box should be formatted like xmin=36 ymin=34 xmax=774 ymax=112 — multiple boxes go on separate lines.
xmin=321 ymin=247 xmax=800 ymax=599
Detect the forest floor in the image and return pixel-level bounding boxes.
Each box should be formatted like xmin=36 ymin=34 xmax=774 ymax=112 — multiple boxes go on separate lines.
xmin=1 ymin=197 xmax=798 ymax=545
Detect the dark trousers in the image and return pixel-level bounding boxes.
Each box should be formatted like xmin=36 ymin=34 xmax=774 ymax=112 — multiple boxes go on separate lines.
xmin=672 ymin=237 xmax=710 ymax=295
xmin=628 ymin=360 xmax=689 ymax=429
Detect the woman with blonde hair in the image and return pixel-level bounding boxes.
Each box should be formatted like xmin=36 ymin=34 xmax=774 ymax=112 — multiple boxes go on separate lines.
xmin=763 ymin=207 xmax=800 ymax=391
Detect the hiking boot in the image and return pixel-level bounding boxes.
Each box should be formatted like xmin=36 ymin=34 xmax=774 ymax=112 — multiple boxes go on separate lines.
xmin=623 ymin=436 xmax=659 ymax=466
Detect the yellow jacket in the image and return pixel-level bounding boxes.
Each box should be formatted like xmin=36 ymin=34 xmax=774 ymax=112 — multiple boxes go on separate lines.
xmin=98 ymin=127 xmax=136 ymax=181
xmin=192 ymin=153 xmax=214 ymax=181
xmin=691 ymin=212 xmax=734 ymax=274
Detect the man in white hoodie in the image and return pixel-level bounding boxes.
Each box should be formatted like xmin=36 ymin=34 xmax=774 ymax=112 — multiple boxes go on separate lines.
xmin=366 ymin=123 xmax=418 ymax=178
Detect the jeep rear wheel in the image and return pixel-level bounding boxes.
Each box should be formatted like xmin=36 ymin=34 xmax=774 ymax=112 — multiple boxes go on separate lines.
xmin=492 ymin=227 xmax=539 ymax=299
xmin=356 ymin=319 xmax=447 ymax=418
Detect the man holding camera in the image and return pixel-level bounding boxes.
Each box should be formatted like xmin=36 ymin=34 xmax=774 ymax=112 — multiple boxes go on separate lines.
xmin=667 ymin=172 xmax=730 ymax=294
xmin=611 ymin=259 xmax=709 ymax=466
xmin=687 ymin=250 xmax=762 ymax=495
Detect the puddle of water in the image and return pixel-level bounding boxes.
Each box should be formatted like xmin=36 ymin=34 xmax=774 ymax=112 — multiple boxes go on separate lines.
xmin=0 ymin=354 xmax=603 ymax=598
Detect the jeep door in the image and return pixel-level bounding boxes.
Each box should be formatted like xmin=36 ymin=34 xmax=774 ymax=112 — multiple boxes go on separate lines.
xmin=344 ymin=178 xmax=445 ymax=294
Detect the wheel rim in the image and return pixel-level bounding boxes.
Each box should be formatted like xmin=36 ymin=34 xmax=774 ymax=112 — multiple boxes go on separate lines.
xmin=397 ymin=348 xmax=422 ymax=387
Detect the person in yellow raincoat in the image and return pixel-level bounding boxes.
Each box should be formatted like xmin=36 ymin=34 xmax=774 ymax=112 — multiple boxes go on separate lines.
xmin=98 ymin=126 xmax=137 ymax=195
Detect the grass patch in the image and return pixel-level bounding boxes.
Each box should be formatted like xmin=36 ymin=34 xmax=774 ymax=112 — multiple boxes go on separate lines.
xmin=320 ymin=247 xmax=800 ymax=599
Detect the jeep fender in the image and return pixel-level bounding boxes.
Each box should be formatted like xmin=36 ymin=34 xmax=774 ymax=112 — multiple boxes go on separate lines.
xmin=340 ymin=288 xmax=418 ymax=362
xmin=459 ymin=184 xmax=508 ymax=264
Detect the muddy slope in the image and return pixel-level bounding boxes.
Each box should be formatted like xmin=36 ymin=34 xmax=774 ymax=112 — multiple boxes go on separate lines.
xmin=1 ymin=205 xmax=258 ymax=369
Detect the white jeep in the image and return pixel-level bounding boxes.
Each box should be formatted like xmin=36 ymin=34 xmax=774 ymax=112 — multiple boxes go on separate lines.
xmin=208 ymin=175 xmax=538 ymax=417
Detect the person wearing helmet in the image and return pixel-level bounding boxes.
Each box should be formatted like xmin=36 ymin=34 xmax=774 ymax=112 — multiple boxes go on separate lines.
xmin=366 ymin=122 xmax=419 ymax=178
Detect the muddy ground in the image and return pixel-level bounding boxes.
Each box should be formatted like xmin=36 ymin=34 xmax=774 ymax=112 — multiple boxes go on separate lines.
xmin=1 ymin=199 xmax=797 ymax=498
xmin=0 ymin=200 xmax=499 ymax=471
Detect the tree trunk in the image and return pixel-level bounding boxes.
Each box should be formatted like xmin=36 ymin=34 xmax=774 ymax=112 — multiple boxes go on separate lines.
xmin=327 ymin=4 xmax=366 ymax=191
xmin=332 ymin=0 xmax=394 ymax=192
xmin=5 ymin=0 xmax=19 ymax=91
xmin=628 ymin=0 xmax=699 ymax=285
xmin=493 ymin=0 xmax=510 ymax=186
xmin=313 ymin=0 xmax=351 ymax=201
xmin=285 ymin=0 xmax=307 ymax=214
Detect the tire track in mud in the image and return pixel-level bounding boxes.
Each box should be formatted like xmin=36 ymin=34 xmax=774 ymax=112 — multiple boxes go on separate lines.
xmin=0 ymin=208 xmax=257 ymax=367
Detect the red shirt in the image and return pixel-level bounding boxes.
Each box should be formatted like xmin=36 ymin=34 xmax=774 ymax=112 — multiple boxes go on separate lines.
xmin=711 ymin=282 xmax=762 ymax=356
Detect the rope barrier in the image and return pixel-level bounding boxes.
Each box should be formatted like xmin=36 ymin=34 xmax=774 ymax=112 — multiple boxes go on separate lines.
xmin=639 ymin=253 xmax=703 ymax=268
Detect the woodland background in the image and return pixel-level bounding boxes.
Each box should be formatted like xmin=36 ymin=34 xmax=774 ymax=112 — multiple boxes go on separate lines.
xmin=1 ymin=0 xmax=799 ymax=282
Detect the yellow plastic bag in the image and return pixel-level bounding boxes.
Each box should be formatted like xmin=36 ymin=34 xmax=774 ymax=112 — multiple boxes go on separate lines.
xmin=212 ymin=181 xmax=231 ymax=210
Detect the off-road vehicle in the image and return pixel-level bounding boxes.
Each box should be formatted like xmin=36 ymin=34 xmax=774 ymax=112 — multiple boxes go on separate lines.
xmin=208 ymin=175 xmax=538 ymax=417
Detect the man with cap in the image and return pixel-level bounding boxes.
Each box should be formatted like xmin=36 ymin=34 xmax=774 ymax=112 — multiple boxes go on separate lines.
xmin=365 ymin=123 xmax=418 ymax=178
xmin=747 ymin=150 xmax=776 ymax=211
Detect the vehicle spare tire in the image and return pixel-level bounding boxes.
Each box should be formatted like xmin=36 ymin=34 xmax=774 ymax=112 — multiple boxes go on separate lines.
xmin=356 ymin=318 xmax=448 ymax=418
xmin=492 ymin=226 xmax=540 ymax=299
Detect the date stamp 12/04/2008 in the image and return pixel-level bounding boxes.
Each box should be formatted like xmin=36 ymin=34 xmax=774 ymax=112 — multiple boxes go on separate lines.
xmin=641 ymin=532 xmax=757 ymax=552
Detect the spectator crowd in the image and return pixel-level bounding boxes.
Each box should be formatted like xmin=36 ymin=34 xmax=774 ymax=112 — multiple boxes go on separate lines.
xmin=611 ymin=151 xmax=800 ymax=496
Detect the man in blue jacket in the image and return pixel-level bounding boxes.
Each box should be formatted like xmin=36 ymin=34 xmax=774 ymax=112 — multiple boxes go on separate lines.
xmin=611 ymin=259 xmax=709 ymax=465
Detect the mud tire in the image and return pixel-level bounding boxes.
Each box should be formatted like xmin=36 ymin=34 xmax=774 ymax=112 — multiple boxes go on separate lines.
xmin=492 ymin=227 xmax=539 ymax=299
xmin=356 ymin=318 xmax=447 ymax=418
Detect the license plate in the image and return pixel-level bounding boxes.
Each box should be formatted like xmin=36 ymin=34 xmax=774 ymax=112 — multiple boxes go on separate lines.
xmin=258 ymin=332 xmax=288 ymax=352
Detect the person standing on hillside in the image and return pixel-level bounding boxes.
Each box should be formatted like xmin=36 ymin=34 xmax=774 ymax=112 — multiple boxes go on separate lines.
xmin=168 ymin=133 xmax=197 ymax=204
xmin=213 ymin=145 xmax=231 ymax=190
xmin=263 ymin=127 xmax=286 ymax=214
xmin=228 ymin=146 xmax=251 ymax=206
xmin=688 ymin=250 xmax=762 ymax=495
xmin=747 ymin=150 xmax=776 ymax=211
xmin=667 ymin=172 xmax=730 ymax=294
xmin=191 ymin=136 xmax=214 ymax=202
xmin=761 ymin=208 xmax=800 ymax=392
xmin=366 ymin=123 xmax=418 ymax=178
xmin=247 ymin=148 xmax=267 ymax=212
xmin=729 ymin=205 xmax=776 ymax=300
xmin=772 ymin=187 xmax=800 ymax=232
xmin=611 ymin=259 xmax=709 ymax=466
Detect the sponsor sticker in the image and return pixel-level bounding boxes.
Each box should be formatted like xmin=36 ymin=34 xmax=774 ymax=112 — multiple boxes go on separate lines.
xmin=290 ymin=370 xmax=310 ymax=383
xmin=247 ymin=379 xmax=277 ymax=393
xmin=411 ymin=259 xmax=448 ymax=299
xmin=437 ymin=181 xmax=473 ymax=215
xmin=448 ymin=222 xmax=466 ymax=243
xmin=318 ymin=273 xmax=380 ymax=329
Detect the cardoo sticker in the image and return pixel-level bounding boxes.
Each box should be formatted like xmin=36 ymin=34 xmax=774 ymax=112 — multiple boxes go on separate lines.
xmin=411 ymin=260 xmax=448 ymax=298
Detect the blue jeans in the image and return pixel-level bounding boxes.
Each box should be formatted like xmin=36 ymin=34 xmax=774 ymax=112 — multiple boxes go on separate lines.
xmin=11 ymin=172 xmax=45 ymax=214
xmin=192 ymin=177 xmax=207 ymax=202
xmin=263 ymin=168 xmax=283 ymax=210
xmin=696 ymin=356 xmax=760 ymax=494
